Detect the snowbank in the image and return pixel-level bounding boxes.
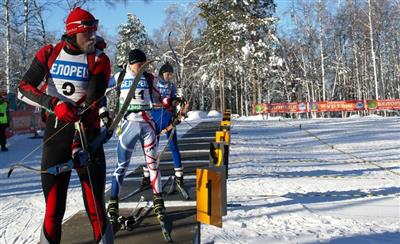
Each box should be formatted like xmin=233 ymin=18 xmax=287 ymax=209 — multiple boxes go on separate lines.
xmin=2 ymin=116 xmax=400 ymax=243
xmin=186 ymin=110 xmax=227 ymax=121
xmin=207 ymin=110 xmax=222 ymax=118
xmin=186 ymin=110 xmax=208 ymax=120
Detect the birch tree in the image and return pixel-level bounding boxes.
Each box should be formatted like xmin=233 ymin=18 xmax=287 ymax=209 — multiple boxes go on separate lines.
xmin=368 ymin=0 xmax=379 ymax=99
xmin=2 ymin=0 xmax=12 ymax=98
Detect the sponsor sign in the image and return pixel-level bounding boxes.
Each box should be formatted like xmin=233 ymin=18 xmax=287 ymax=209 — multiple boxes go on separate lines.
xmin=253 ymin=99 xmax=400 ymax=114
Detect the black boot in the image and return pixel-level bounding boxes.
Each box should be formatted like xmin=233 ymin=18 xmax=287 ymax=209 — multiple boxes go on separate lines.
xmin=1 ymin=146 xmax=8 ymax=151
xmin=175 ymin=175 xmax=184 ymax=187
xmin=174 ymin=167 xmax=184 ymax=187
xmin=173 ymin=167 xmax=190 ymax=200
xmin=107 ymin=197 xmax=119 ymax=224
xmin=141 ymin=167 xmax=150 ymax=188
xmin=140 ymin=175 xmax=150 ymax=188
xmin=153 ymin=193 xmax=166 ymax=220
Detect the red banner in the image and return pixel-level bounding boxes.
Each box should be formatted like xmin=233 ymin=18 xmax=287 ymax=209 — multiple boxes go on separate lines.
xmin=253 ymin=99 xmax=400 ymax=114
xmin=375 ymin=99 xmax=400 ymax=110
xmin=8 ymin=109 xmax=44 ymax=136
xmin=269 ymin=102 xmax=307 ymax=113
xmin=311 ymin=100 xmax=365 ymax=112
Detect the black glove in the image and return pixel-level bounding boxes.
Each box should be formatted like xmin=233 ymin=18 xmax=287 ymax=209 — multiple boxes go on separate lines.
xmin=171 ymin=97 xmax=182 ymax=106
xmin=72 ymin=148 xmax=90 ymax=169
xmin=99 ymin=110 xmax=112 ymax=129
xmin=99 ymin=110 xmax=114 ymax=144
xmin=102 ymin=128 xmax=114 ymax=144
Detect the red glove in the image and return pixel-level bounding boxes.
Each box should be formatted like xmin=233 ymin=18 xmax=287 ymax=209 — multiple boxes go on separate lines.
xmin=53 ymin=101 xmax=79 ymax=123
xmin=162 ymin=97 xmax=174 ymax=112
xmin=162 ymin=97 xmax=171 ymax=107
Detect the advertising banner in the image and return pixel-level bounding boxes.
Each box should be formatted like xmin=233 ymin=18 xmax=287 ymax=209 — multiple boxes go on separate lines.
xmin=316 ymin=100 xmax=365 ymax=112
xmin=253 ymin=99 xmax=400 ymax=114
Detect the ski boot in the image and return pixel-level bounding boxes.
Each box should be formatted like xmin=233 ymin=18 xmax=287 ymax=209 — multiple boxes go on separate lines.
xmin=140 ymin=175 xmax=150 ymax=188
xmin=174 ymin=167 xmax=184 ymax=187
xmin=140 ymin=167 xmax=150 ymax=188
xmin=1 ymin=146 xmax=8 ymax=151
xmin=173 ymin=167 xmax=190 ymax=200
xmin=153 ymin=193 xmax=166 ymax=221
xmin=107 ymin=197 xmax=119 ymax=224
xmin=153 ymin=193 xmax=172 ymax=242
xmin=175 ymin=175 xmax=184 ymax=190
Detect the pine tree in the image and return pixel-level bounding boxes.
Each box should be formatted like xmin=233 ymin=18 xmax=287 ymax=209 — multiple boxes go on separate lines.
xmin=116 ymin=13 xmax=149 ymax=66
xmin=199 ymin=0 xmax=237 ymax=112
xmin=234 ymin=0 xmax=277 ymax=105
xmin=199 ymin=0 xmax=277 ymax=113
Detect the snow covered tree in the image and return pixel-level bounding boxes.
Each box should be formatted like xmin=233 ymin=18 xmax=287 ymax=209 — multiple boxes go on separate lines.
xmin=199 ymin=0 xmax=238 ymax=112
xmin=234 ymin=0 xmax=277 ymax=105
xmin=109 ymin=13 xmax=152 ymax=113
xmin=199 ymin=0 xmax=277 ymax=114
xmin=2 ymin=0 xmax=12 ymax=99
xmin=152 ymin=3 xmax=203 ymax=108
xmin=115 ymin=13 xmax=149 ymax=66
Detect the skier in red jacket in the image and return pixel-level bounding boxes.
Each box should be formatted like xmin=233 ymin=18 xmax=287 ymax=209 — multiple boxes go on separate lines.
xmin=18 ymin=7 xmax=113 ymax=244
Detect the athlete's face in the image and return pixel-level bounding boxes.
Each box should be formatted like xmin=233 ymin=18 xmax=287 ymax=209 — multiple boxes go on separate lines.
xmin=162 ymin=72 xmax=173 ymax=82
xmin=76 ymin=29 xmax=96 ymax=53
xmin=130 ymin=61 xmax=145 ymax=76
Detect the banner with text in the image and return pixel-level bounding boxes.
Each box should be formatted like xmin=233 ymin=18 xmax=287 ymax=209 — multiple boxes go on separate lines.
xmin=253 ymin=99 xmax=400 ymax=114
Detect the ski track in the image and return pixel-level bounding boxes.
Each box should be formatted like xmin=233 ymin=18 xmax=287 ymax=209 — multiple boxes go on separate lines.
xmin=0 ymin=120 xmax=198 ymax=243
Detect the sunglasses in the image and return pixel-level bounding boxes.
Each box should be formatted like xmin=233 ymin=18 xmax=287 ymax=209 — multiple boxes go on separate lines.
xmin=67 ymin=19 xmax=99 ymax=27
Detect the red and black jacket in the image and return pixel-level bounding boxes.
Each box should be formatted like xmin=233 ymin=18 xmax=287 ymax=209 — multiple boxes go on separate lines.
xmin=18 ymin=40 xmax=111 ymax=127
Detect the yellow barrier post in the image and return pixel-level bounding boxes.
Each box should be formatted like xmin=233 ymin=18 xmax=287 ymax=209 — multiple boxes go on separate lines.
xmin=196 ymin=168 xmax=223 ymax=227
xmin=216 ymin=130 xmax=230 ymax=145
xmin=223 ymin=109 xmax=231 ymax=120
xmin=215 ymin=130 xmax=230 ymax=179
xmin=208 ymin=142 xmax=227 ymax=216
xmin=220 ymin=120 xmax=231 ymax=131
xmin=209 ymin=142 xmax=225 ymax=167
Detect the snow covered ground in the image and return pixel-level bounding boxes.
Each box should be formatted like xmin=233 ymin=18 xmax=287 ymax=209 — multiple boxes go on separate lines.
xmin=1 ymin=115 xmax=399 ymax=243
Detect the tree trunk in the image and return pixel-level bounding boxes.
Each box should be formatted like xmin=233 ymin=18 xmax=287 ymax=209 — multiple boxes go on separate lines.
xmin=219 ymin=67 xmax=225 ymax=112
xmin=257 ymin=78 xmax=262 ymax=104
xmin=240 ymin=76 xmax=244 ymax=116
xmin=352 ymin=39 xmax=361 ymax=99
xmin=200 ymin=85 xmax=205 ymax=111
xmin=33 ymin=0 xmax=47 ymax=44
xmin=235 ymin=76 xmax=239 ymax=115
xmin=244 ymin=75 xmax=249 ymax=116
xmin=251 ymin=58 xmax=257 ymax=107
xmin=368 ymin=0 xmax=379 ymax=99
xmin=330 ymin=60 xmax=339 ymax=99
xmin=378 ymin=41 xmax=385 ymax=99
xmin=4 ymin=0 xmax=12 ymax=96
xmin=211 ymin=86 xmax=216 ymax=111
xmin=318 ymin=0 xmax=326 ymax=101
xmin=23 ymin=0 xmax=29 ymax=68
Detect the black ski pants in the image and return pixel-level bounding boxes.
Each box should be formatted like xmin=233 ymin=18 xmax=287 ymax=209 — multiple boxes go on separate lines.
xmin=40 ymin=116 xmax=111 ymax=243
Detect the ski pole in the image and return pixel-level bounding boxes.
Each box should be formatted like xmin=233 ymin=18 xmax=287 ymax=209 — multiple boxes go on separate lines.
xmin=75 ymin=121 xmax=104 ymax=242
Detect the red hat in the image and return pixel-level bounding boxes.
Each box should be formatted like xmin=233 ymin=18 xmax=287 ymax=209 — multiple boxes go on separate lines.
xmin=65 ymin=7 xmax=98 ymax=36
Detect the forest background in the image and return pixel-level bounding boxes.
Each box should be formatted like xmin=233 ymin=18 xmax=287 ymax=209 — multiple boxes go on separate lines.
xmin=1 ymin=0 xmax=399 ymax=116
